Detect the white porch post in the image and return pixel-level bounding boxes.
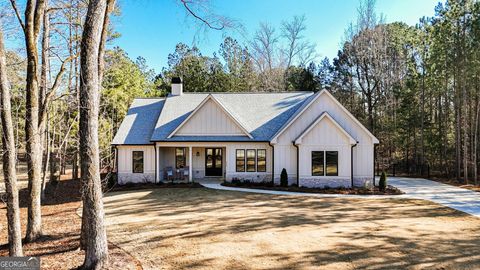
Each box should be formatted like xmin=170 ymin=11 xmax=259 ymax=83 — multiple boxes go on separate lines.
xmin=188 ymin=146 xmax=193 ymax=182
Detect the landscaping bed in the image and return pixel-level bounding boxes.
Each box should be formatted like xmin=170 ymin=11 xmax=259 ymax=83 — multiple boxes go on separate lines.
xmin=221 ymin=181 xmax=404 ymax=195
xmin=110 ymin=181 xmax=203 ymax=192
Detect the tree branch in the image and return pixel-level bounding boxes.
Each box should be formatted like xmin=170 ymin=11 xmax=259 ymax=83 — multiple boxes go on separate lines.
xmin=180 ymin=0 xmax=225 ymax=30
xmin=38 ymin=53 xmax=78 ymax=129
xmin=9 ymin=0 xmax=26 ymax=33
xmin=33 ymin=0 xmax=47 ymax=38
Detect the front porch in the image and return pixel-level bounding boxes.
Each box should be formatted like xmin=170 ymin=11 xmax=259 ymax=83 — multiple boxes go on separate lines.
xmin=157 ymin=146 xmax=226 ymax=182
xmin=154 ymin=141 xmax=272 ymax=184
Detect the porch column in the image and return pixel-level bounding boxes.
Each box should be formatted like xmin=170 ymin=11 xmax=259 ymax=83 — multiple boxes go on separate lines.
xmin=188 ymin=146 xmax=193 ymax=182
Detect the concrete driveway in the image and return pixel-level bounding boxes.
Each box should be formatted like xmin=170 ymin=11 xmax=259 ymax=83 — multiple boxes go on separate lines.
xmin=389 ymin=177 xmax=480 ymax=218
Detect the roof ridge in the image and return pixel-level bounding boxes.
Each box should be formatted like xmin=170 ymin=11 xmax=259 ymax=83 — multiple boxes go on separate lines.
xmin=166 ymin=91 xmax=313 ymax=95
xmin=133 ymin=97 xmax=166 ymax=99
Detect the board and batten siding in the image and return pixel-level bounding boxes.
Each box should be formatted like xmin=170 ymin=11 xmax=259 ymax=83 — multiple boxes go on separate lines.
xmin=297 ymin=116 xmax=352 ymax=188
xmin=117 ymin=145 xmax=156 ymax=184
xmin=274 ymin=91 xmax=375 ymax=187
xmin=175 ymin=99 xmax=247 ymax=136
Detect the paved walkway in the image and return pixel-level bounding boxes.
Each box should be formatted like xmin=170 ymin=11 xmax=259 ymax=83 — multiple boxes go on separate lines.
xmin=200 ymin=177 xmax=480 ymax=218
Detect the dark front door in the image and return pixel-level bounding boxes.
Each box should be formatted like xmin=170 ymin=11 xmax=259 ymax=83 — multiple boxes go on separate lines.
xmin=205 ymin=148 xmax=223 ymax=176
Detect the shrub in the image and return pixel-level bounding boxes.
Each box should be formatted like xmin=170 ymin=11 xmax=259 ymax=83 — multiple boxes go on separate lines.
xmin=231 ymin=179 xmax=242 ymax=185
xmin=102 ymin=172 xmax=117 ymax=190
xmin=280 ymin=168 xmax=288 ymax=187
xmin=379 ymin=171 xmax=387 ymax=192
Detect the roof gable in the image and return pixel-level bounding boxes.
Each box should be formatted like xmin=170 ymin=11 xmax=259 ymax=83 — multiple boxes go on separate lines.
xmin=168 ymin=95 xmax=253 ymax=139
xmin=271 ymin=90 xmax=379 ymax=144
xmin=294 ymin=112 xmax=356 ymax=145
xmin=150 ymin=92 xmax=313 ymax=142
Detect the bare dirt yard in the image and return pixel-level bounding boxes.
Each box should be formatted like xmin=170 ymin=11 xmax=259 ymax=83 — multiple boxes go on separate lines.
xmin=0 ymin=177 xmax=141 ymax=270
xmin=103 ymin=187 xmax=480 ymax=270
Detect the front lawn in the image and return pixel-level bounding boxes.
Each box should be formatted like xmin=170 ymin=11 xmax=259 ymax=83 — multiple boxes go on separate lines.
xmin=103 ymin=187 xmax=480 ymax=270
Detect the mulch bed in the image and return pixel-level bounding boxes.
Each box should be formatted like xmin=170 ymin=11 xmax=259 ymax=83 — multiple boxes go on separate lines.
xmin=222 ymin=182 xmax=404 ymax=195
xmin=0 ymin=176 xmax=142 ymax=270
xmin=110 ymin=181 xmax=203 ymax=192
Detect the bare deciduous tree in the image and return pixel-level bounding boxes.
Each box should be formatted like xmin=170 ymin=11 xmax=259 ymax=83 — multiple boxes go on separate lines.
xmin=11 ymin=0 xmax=48 ymax=242
xmin=79 ymin=0 xmax=115 ymax=268
xmin=0 ymin=19 xmax=23 ymax=257
xmin=281 ymin=15 xmax=316 ymax=88
xmin=250 ymin=23 xmax=283 ymax=90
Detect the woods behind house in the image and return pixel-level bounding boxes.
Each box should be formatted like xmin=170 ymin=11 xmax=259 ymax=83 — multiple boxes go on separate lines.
xmin=0 ymin=0 xmax=479 ymax=268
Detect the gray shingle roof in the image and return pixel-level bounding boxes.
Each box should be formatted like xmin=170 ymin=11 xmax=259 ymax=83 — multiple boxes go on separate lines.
xmin=112 ymin=92 xmax=315 ymax=145
xmin=111 ymin=98 xmax=165 ymax=145
xmin=151 ymin=92 xmax=314 ymax=141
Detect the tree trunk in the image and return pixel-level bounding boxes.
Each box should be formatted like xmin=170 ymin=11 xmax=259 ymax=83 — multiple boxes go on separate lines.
xmin=24 ymin=0 xmax=47 ymax=242
xmin=79 ymin=0 xmax=111 ymax=268
xmin=40 ymin=5 xmax=50 ymax=200
xmin=0 ymin=21 xmax=23 ymax=257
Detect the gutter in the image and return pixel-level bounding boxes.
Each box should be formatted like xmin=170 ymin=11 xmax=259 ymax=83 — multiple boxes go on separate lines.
xmin=293 ymin=142 xmax=300 ymax=186
xmin=150 ymin=140 xmax=271 ymax=143
xmin=268 ymin=142 xmax=275 ymax=184
xmin=373 ymin=143 xmax=379 ymax=186
xmin=351 ymin=142 xmax=358 ymax=187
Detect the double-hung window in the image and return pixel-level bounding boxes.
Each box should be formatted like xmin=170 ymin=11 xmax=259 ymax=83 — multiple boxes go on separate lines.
xmin=236 ymin=149 xmax=267 ymax=172
xmin=236 ymin=149 xmax=245 ymax=172
xmin=257 ymin=149 xmax=266 ymax=172
xmin=246 ymin=149 xmax=256 ymax=172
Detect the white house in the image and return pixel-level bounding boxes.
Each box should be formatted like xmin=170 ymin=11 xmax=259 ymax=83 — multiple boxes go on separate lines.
xmin=111 ymin=77 xmax=379 ymax=188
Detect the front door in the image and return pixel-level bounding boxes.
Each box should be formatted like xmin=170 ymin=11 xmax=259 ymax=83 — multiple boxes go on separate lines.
xmin=205 ymin=148 xmax=223 ymax=176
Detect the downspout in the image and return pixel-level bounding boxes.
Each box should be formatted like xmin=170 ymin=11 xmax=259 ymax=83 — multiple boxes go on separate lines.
xmin=293 ymin=142 xmax=300 ymax=186
xmin=351 ymin=142 xmax=358 ymax=188
xmin=268 ymin=142 xmax=275 ymax=184
xmin=154 ymin=144 xmax=157 ymax=184
xmin=373 ymin=143 xmax=378 ymax=186
xmin=114 ymin=145 xmax=119 ymax=184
